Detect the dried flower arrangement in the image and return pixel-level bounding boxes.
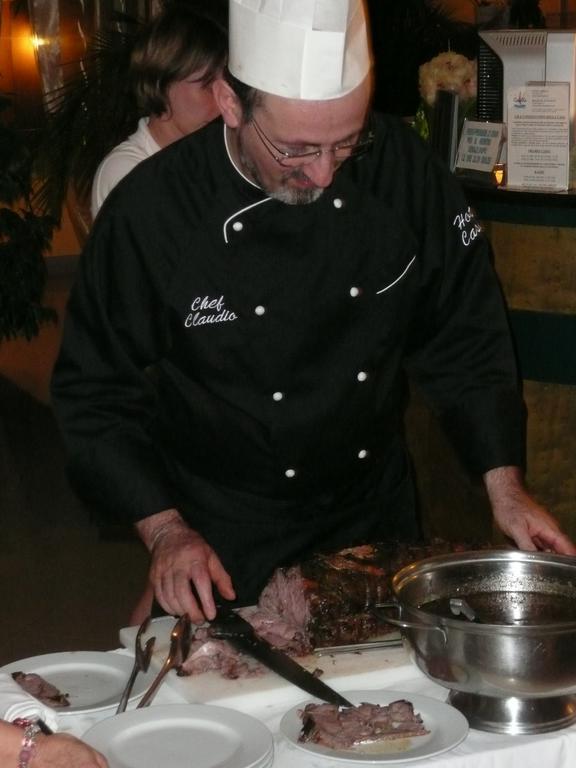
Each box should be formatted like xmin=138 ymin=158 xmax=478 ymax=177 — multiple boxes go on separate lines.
xmin=418 ymin=51 xmax=477 ymax=107
xmin=413 ymin=51 xmax=477 ymax=143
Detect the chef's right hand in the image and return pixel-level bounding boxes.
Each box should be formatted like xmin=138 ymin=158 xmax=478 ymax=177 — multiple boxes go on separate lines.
xmin=136 ymin=509 xmax=236 ymax=623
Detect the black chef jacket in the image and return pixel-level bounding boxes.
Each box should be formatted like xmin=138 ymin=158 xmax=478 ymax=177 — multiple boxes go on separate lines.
xmin=51 ymin=114 xmax=525 ymax=604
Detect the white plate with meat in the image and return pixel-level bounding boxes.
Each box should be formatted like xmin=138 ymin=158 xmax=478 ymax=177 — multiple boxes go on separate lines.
xmin=83 ymin=703 xmax=274 ymax=768
xmin=1 ymin=651 xmax=156 ymax=715
xmin=279 ymin=689 xmax=468 ymax=763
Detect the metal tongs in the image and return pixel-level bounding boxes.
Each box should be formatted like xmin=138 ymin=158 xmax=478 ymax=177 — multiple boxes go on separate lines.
xmin=314 ymin=636 xmax=403 ymax=655
xmin=116 ymin=616 xmax=156 ymax=714
xmin=137 ymin=613 xmax=191 ymax=708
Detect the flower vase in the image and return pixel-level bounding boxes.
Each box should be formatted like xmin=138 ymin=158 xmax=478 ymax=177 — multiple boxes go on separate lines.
xmin=413 ymin=96 xmax=477 ymax=163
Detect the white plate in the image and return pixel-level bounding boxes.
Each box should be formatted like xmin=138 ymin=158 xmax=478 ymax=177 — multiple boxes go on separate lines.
xmin=83 ymin=703 xmax=274 ymax=768
xmin=280 ymin=689 xmax=468 ymax=764
xmin=0 ymin=652 xmax=156 ymax=715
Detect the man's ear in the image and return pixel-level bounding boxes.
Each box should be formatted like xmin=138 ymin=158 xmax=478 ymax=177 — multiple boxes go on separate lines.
xmin=212 ymin=78 xmax=243 ymax=128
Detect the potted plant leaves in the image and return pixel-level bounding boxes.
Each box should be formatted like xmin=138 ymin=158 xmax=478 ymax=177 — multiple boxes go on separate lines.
xmin=0 ymin=95 xmax=57 ymax=342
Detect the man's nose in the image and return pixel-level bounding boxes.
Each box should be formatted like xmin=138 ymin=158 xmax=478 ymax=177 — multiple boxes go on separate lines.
xmin=304 ymin=151 xmax=338 ymax=188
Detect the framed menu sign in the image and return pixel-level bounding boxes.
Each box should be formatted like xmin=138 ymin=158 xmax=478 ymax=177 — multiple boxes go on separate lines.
xmin=455 ymin=120 xmax=504 ymax=173
xmin=506 ymin=82 xmax=570 ymax=191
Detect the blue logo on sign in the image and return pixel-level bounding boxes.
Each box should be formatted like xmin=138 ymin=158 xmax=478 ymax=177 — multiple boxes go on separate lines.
xmin=513 ymin=92 xmax=527 ymax=108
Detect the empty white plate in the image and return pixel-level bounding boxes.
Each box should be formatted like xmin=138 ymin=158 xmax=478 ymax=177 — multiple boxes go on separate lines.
xmin=83 ymin=703 xmax=274 ymax=768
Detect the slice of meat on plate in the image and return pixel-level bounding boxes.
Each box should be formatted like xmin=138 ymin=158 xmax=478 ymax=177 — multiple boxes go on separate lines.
xmin=11 ymin=671 xmax=70 ymax=708
xmin=299 ymin=699 xmax=429 ymax=750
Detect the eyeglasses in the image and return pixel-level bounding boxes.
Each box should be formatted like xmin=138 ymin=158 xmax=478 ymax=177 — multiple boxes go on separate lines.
xmin=250 ymin=117 xmax=374 ymax=167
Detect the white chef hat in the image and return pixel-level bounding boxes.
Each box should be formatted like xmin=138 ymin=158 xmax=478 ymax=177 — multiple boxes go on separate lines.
xmin=228 ymin=0 xmax=372 ymax=101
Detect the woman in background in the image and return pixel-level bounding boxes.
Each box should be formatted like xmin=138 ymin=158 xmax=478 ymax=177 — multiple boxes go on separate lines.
xmin=91 ymin=0 xmax=227 ymax=217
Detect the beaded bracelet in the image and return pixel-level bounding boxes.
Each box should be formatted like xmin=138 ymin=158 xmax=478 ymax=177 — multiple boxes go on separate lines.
xmin=18 ymin=721 xmax=42 ymax=768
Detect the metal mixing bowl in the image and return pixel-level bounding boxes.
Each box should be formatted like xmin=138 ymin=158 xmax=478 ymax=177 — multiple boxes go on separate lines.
xmin=381 ymin=549 xmax=576 ymax=733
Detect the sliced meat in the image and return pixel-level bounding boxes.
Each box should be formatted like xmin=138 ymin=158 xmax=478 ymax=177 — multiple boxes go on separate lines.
xmin=299 ymin=699 xmax=429 ymax=749
xmin=259 ymin=539 xmax=470 ymax=648
xmin=179 ymin=538 xmax=487 ymax=679
xmin=178 ymin=629 xmax=265 ymax=679
xmin=11 ymin=672 xmax=70 ymax=708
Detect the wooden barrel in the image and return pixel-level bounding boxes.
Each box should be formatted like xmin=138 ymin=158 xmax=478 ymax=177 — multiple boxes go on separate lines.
xmin=479 ymin=192 xmax=576 ymax=541
xmin=408 ymin=187 xmax=576 ymax=543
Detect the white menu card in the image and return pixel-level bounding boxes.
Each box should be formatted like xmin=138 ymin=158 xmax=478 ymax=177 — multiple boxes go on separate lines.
xmin=506 ymin=82 xmax=570 ymax=191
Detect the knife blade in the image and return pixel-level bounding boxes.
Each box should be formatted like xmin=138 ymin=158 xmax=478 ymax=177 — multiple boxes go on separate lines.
xmin=208 ymin=603 xmax=352 ymax=707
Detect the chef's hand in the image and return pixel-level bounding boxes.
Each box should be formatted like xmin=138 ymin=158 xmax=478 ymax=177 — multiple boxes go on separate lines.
xmin=32 ymin=732 xmax=108 ymax=768
xmin=484 ymin=466 xmax=576 ymax=555
xmin=136 ymin=509 xmax=236 ymax=624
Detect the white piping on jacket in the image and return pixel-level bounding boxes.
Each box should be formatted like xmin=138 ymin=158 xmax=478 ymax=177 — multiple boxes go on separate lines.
xmin=376 ymin=254 xmax=417 ymax=295
xmin=223 ymin=198 xmax=272 ymax=244
xmin=222 ymin=124 xmax=272 ymax=243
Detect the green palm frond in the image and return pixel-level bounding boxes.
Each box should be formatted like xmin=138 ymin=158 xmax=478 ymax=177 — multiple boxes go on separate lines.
xmin=0 ymin=97 xmax=57 ymax=341
xmin=33 ymin=16 xmax=142 ymax=221
xmin=0 ymin=216 xmax=57 ymax=340
xmin=0 ymin=123 xmax=33 ymax=206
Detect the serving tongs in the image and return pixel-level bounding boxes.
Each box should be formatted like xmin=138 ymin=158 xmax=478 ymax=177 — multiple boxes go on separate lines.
xmin=116 ymin=616 xmax=157 ymax=714
xmin=137 ymin=613 xmax=191 ymax=708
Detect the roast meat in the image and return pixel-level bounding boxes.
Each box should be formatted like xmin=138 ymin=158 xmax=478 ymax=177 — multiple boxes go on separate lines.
xmin=256 ymin=539 xmax=468 ymax=648
xmin=180 ymin=538 xmax=479 ymax=677
xmin=299 ymin=699 xmax=429 ymax=749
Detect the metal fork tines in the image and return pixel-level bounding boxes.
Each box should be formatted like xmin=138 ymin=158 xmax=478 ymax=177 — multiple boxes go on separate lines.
xmin=117 ymin=616 xmax=156 ymax=714
xmin=137 ymin=614 xmax=191 ymax=709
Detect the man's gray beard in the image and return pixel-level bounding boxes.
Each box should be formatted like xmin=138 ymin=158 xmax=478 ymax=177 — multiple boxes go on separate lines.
xmin=238 ymin=135 xmax=324 ymax=206
xmin=271 ymin=186 xmax=324 ymax=205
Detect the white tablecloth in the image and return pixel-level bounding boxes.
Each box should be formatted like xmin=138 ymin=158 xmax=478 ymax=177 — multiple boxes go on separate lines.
xmin=57 ymin=647 xmax=576 ymax=767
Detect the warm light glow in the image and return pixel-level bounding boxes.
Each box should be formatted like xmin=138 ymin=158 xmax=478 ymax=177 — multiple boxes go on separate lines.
xmin=9 ymin=14 xmax=42 ymax=91
xmin=493 ymin=164 xmax=506 ymax=186
xmin=31 ymin=34 xmax=48 ymax=50
xmin=12 ymin=31 xmax=36 ymax=69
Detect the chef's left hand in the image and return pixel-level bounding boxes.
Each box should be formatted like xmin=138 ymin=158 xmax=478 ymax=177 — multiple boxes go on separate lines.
xmin=484 ymin=466 xmax=576 ymax=555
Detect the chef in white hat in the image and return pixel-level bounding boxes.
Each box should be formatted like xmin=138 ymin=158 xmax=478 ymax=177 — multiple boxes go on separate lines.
xmin=52 ymin=0 xmax=575 ymax=625
xmin=217 ymin=0 xmax=373 ymax=205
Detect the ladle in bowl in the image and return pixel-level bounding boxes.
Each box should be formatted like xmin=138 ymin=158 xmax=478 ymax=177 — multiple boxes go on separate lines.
xmin=449 ymin=597 xmax=481 ymax=623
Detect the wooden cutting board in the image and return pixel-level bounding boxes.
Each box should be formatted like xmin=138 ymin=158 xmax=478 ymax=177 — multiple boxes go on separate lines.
xmin=119 ymin=617 xmax=416 ymax=714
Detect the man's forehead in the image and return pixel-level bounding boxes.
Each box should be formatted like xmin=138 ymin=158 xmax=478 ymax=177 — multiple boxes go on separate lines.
xmin=258 ymin=78 xmax=372 ymax=130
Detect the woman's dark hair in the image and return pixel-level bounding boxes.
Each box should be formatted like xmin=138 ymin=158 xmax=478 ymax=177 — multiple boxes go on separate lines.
xmin=132 ymin=1 xmax=228 ymax=116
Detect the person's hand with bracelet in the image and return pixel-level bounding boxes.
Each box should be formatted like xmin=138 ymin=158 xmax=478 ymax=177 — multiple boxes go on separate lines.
xmin=0 ymin=719 xmax=108 ymax=768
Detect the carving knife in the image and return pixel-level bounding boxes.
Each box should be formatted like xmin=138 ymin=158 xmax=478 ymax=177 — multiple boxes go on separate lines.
xmin=208 ymin=603 xmax=352 ymax=707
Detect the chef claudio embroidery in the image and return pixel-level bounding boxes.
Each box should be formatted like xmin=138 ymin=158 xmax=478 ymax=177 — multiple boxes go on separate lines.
xmin=184 ymin=295 xmax=238 ymax=328
xmin=453 ymin=206 xmax=482 ymax=247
